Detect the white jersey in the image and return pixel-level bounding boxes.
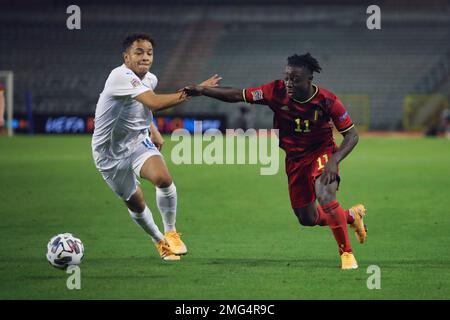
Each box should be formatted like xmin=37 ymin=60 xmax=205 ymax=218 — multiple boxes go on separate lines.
xmin=92 ymin=64 xmax=157 ymax=159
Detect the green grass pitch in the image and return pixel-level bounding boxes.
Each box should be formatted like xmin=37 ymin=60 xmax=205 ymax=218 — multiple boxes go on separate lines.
xmin=0 ymin=135 xmax=449 ymax=299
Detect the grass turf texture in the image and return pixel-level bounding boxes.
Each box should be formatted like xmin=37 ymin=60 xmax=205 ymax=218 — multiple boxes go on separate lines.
xmin=0 ymin=135 xmax=449 ymax=299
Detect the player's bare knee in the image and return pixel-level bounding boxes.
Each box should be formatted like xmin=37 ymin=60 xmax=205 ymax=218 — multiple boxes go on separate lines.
xmin=317 ymin=192 xmax=332 ymax=205
xmin=153 ymin=175 xmax=172 ymax=188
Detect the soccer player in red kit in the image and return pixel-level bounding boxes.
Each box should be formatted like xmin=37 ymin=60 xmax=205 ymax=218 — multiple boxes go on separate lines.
xmin=184 ymin=53 xmax=367 ymax=269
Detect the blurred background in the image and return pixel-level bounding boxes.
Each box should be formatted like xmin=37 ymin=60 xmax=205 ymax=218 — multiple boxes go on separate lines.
xmin=0 ymin=0 xmax=449 ymax=135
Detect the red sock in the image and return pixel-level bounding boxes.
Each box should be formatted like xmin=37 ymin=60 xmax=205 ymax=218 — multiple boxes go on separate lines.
xmin=317 ymin=206 xmax=355 ymax=225
xmin=321 ymin=200 xmax=352 ymax=255
xmin=314 ymin=205 xmax=328 ymax=226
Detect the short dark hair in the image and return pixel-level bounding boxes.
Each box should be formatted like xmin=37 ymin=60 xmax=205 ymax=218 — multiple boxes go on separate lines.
xmin=287 ymin=53 xmax=322 ymax=74
xmin=122 ymin=33 xmax=154 ymax=52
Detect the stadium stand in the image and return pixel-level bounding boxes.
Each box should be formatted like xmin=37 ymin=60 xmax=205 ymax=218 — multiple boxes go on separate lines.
xmin=1 ymin=2 xmax=449 ymax=130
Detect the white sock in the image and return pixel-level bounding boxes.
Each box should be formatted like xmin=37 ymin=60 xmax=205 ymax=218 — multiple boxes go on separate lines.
xmin=156 ymin=183 xmax=177 ymax=233
xmin=128 ymin=206 xmax=164 ymax=243
xmin=349 ymin=208 xmax=356 ymax=220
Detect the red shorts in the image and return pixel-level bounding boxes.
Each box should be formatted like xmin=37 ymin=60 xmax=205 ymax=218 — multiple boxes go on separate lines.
xmin=285 ymin=147 xmax=339 ymax=209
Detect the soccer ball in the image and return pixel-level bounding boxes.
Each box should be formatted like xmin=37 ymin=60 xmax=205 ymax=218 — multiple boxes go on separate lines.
xmin=46 ymin=233 xmax=84 ymax=269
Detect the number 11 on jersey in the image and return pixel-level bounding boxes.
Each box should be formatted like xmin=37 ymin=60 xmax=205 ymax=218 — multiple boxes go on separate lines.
xmin=294 ymin=118 xmax=311 ymax=133
xmin=317 ymin=154 xmax=329 ymax=170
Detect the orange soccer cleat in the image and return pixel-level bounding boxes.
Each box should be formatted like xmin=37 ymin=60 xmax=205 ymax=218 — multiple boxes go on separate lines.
xmin=155 ymin=239 xmax=181 ymax=261
xmin=341 ymin=252 xmax=358 ymax=270
xmin=164 ymin=231 xmax=187 ymax=256
xmin=349 ymin=204 xmax=367 ymax=244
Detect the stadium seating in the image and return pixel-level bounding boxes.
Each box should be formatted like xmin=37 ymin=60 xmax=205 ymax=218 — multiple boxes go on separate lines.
xmin=1 ymin=4 xmax=449 ymax=129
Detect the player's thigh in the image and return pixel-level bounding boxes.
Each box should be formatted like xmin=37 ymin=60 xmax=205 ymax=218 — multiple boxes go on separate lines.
xmin=140 ymin=155 xmax=172 ymax=188
xmin=311 ymin=148 xmax=340 ymax=204
xmin=314 ymin=178 xmax=338 ymax=204
xmin=131 ymin=137 xmax=172 ymax=187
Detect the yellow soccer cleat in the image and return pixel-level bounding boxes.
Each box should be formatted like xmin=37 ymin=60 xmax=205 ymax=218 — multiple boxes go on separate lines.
xmin=341 ymin=252 xmax=358 ymax=270
xmin=155 ymin=239 xmax=181 ymax=261
xmin=350 ymin=204 xmax=367 ymax=244
xmin=164 ymin=231 xmax=187 ymax=255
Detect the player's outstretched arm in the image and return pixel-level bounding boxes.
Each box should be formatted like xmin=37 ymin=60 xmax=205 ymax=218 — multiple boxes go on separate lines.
xmin=134 ymin=90 xmax=188 ymax=112
xmin=135 ymin=74 xmax=222 ymax=112
xmin=184 ymin=85 xmax=244 ymax=103
xmin=321 ymin=127 xmax=359 ymax=185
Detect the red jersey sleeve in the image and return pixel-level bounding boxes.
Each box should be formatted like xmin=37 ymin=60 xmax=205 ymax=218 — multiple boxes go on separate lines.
xmin=330 ymin=97 xmax=354 ymax=133
xmin=242 ymin=81 xmax=276 ymax=105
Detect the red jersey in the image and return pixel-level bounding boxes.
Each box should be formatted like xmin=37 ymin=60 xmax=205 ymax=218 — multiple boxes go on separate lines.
xmin=243 ymin=80 xmax=354 ymax=159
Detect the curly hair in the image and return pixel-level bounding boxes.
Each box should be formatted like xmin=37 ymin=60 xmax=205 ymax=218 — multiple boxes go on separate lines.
xmin=287 ymin=53 xmax=322 ymax=74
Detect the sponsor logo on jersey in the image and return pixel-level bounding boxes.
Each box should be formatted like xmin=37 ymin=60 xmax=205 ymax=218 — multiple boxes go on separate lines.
xmin=281 ymin=105 xmax=289 ymax=111
xmin=251 ymin=89 xmax=263 ymax=101
xmin=142 ymin=138 xmax=156 ymax=150
xmin=130 ymin=78 xmax=141 ymax=88
xmin=339 ymin=111 xmax=349 ymax=122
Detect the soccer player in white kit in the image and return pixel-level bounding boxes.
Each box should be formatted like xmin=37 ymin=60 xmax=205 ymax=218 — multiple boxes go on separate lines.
xmin=92 ymin=33 xmax=221 ymax=261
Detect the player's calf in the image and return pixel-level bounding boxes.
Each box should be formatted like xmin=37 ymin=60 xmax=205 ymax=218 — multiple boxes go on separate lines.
xmin=297 ymin=215 xmax=316 ymax=226
xmin=125 ymin=187 xmax=147 ymax=213
xmin=294 ymin=205 xmax=320 ymax=226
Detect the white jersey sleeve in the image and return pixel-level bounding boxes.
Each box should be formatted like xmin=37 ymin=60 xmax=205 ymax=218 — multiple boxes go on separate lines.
xmin=107 ymin=67 xmax=152 ymax=98
xmin=148 ymin=73 xmax=158 ymax=90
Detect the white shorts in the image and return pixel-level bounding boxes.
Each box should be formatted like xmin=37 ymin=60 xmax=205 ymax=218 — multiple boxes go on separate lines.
xmin=93 ymin=137 xmax=162 ymax=201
